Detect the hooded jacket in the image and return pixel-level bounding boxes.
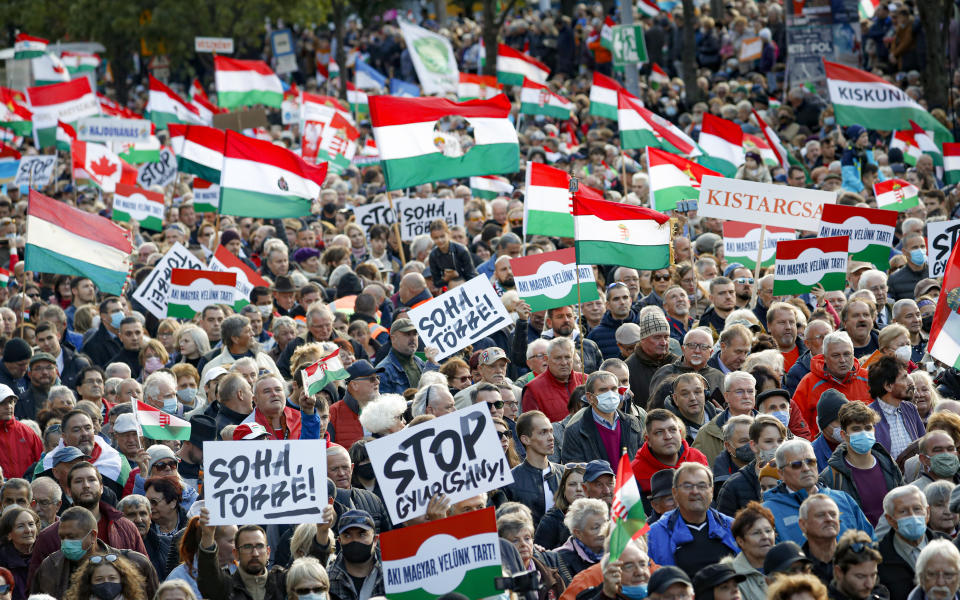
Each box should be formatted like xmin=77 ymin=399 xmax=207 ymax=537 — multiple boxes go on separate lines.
xmin=586 ymin=310 xmax=639 ymax=360
xmin=631 ymin=440 xmax=709 ymax=494
xmin=818 ymin=441 xmax=904 ymax=511
xmin=731 ymin=548 xmax=768 ymax=600
xmin=792 ymin=355 xmax=871 ymax=439
xmin=762 ymin=482 xmax=873 ymax=545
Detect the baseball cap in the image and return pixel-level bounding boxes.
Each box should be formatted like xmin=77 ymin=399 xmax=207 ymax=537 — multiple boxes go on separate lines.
xmin=616 ymin=323 xmax=644 ymax=346
xmin=200 ymin=366 xmax=228 ymax=388
xmin=391 ymin=318 xmax=416 ymax=333
xmin=0 ymin=385 xmax=15 ymax=402
xmin=478 ymin=347 xmax=509 ymax=366
xmin=915 ymin=278 xmax=941 ymax=298
xmin=583 ymin=459 xmax=614 ymax=482
xmin=764 ymin=541 xmax=812 ymax=574
xmin=346 ymin=360 xmax=385 ymax=382
xmin=693 ymin=563 xmax=746 ymax=599
xmin=848 ymin=260 xmax=872 ymax=275
xmin=50 ymin=445 xmax=90 ymax=466
xmin=648 ymin=566 xmax=692 ymax=596
xmin=233 ymin=423 xmax=270 ymax=441
xmin=337 ymin=509 xmax=375 ymax=534
xmin=29 ymin=352 xmax=56 ymax=367
xmin=112 ymin=413 xmax=139 ymax=434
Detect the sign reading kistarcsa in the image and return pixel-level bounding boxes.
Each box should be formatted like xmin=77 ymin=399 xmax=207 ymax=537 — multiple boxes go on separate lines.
xmin=773 ymin=236 xmax=849 ymax=296
xmin=698 ymin=176 xmax=836 ymax=232
xmin=511 ymin=248 xmax=599 ymax=312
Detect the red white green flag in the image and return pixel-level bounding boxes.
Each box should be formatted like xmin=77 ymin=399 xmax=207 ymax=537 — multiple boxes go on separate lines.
xmin=112 ymin=183 xmax=164 ymax=231
xmin=609 ymin=452 xmax=649 ymax=560
xmin=647 ymin=147 xmax=720 ymax=212
xmin=909 ymin=119 xmax=943 ymax=166
xmin=928 ymin=244 xmax=960 ymax=368
xmin=168 ymin=123 xmax=225 ymax=183
xmin=944 ymin=143 xmax=960 ymax=185
xmin=457 ymin=73 xmax=502 ymax=102
xmin=891 ymin=129 xmax=923 ymax=165
xmin=27 ymin=78 xmax=100 ymax=148
xmin=511 ymin=248 xmax=599 ymax=312
xmin=147 ymin=75 xmax=202 ymax=129
xmin=167 ymin=268 xmax=237 ymax=319
xmin=519 ymin=78 xmax=574 ymax=119
xmin=214 ymin=56 xmax=283 ymax=109
xmin=773 ymin=236 xmax=849 ymax=296
xmin=207 ymin=245 xmax=270 ymax=311
xmin=14 ymin=34 xmax=47 ymax=60
xmin=573 ymin=192 xmax=671 ymax=269
xmin=698 ymin=113 xmax=744 ymax=176
xmin=496 ymin=44 xmax=550 ymax=87
xmin=135 ymin=400 xmax=191 ymax=440
xmin=874 ymin=178 xmax=919 ymax=211
xmin=818 ymin=204 xmax=897 ymax=270
xmin=589 ymin=72 xmax=629 ymax=120
xmin=525 ymin=161 xmax=574 ymax=237
xmin=722 ymin=221 xmax=795 ymax=270
xmin=0 ymin=268 xmax=11 ymax=288
xmin=649 ymin=63 xmax=669 ymax=90
xmin=752 ymin=109 xmax=790 ymax=171
xmin=301 ymin=349 xmax=350 ymax=395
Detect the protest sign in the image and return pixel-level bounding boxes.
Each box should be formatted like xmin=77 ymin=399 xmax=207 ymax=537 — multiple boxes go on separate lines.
xmin=698 ymin=175 xmax=836 ymax=232
xmin=167 ymin=268 xmax=237 ymax=318
xmin=354 ymin=200 xmax=398 ymax=231
xmin=112 ymin=183 xmax=165 ymax=231
xmin=772 ymin=236 xmax=848 ymax=295
xmin=928 ymin=219 xmax=960 ymax=278
xmin=203 ymin=439 xmax=328 ymax=525
xmin=739 ymin=37 xmax=763 ymax=62
xmin=192 ymin=178 xmax=220 ymax=213
xmin=14 ymin=155 xmax=56 ymax=188
xmin=818 ymin=204 xmax=897 ymax=270
xmin=722 ymin=221 xmax=795 ymax=270
xmin=367 ymin=404 xmax=513 ymax=524
xmin=137 ymin=147 xmax=178 ymax=188
xmin=511 ymin=248 xmax=599 ymax=312
xmin=398 ymin=197 xmax=463 ymax=240
xmin=195 ymin=37 xmax=234 ymax=54
xmin=132 ymin=242 xmax=205 ymax=319
xmin=382 ymin=507 xmax=502 ymax=600
xmin=77 ymin=117 xmax=151 ymax=144
xmin=408 ymin=275 xmax=511 ymax=361
xmin=208 ymin=245 xmax=270 ymax=311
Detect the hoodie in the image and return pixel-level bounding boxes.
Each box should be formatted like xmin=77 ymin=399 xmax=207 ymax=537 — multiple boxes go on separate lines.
xmin=792 ymin=354 xmax=870 ymax=439
xmin=631 ymin=439 xmax=709 ymax=494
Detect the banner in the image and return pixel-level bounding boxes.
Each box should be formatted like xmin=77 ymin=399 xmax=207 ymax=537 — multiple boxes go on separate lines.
xmin=381 ymin=508 xmax=502 ymax=600
xmin=722 ymin=221 xmax=796 ymax=270
xmin=354 ymin=199 xmax=398 ymax=232
xmin=167 ymin=268 xmax=237 ymax=318
xmin=137 ymin=146 xmax=178 ymax=188
xmin=367 ymin=405 xmax=512 ymax=524
xmin=818 ymin=204 xmax=896 ymax=270
xmin=739 ymin=37 xmax=763 ymax=62
xmin=77 ymin=117 xmax=151 ymax=144
xmin=398 ymin=197 xmax=464 ymax=240
xmin=408 ymin=275 xmax=511 ymax=361
xmin=132 ymin=241 xmax=206 ymax=319
xmin=928 ymin=219 xmax=960 ymax=278
xmin=192 ymin=178 xmax=219 ymax=213
xmin=698 ymin=175 xmax=836 ymax=232
xmin=112 ymin=183 xmax=165 ymax=231
xmin=397 ymin=19 xmax=459 ymax=95
xmin=207 ymin=245 xmax=270 ymax=310
xmin=772 ymin=236 xmax=849 ymax=295
xmin=14 ymin=155 xmax=56 ymax=188
xmin=510 ymin=248 xmax=599 ymax=312
xmin=203 ymin=440 xmax=328 ymax=525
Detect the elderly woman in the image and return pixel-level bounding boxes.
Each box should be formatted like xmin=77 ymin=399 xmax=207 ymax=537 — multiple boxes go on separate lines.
xmin=911 ymin=371 xmax=942 ymax=423
xmin=269 ymin=316 xmax=298 ymax=363
xmin=535 ymin=464 xmax=585 ymax=551
xmin=170 ymin=364 xmax=200 ymax=412
xmin=729 ymin=502 xmax=775 ymax=600
xmin=557 ymin=498 xmax=609 ymax=577
xmin=63 ymin=554 xmax=148 ymax=600
xmin=144 ymin=476 xmax=187 ymax=539
xmin=926 ymin=481 xmax=959 ymax=537
xmin=175 ymin=325 xmax=210 ymax=369
xmin=0 ymin=507 xmax=39 ymax=600
xmin=358 ymin=394 xmax=407 ymax=438
xmin=862 ymin=323 xmax=914 ymax=369
xmin=498 ymin=514 xmax=567 ymax=597
xmin=286 ymin=557 xmax=329 ymax=600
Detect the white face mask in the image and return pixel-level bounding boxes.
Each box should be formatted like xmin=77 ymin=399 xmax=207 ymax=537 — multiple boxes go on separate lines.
xmin=895 ymin=345 xmax=912 ymax=363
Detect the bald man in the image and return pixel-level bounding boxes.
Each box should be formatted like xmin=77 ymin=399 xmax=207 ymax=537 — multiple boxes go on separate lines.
xmin=396 ymin=273 xmax=432 ymax=309
xmin=493 ymin=256 xmax=515 ymax=295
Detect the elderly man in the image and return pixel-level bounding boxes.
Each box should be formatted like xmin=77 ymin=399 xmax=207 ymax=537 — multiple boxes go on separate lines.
xmin=648 ymin=328 xmax=725 ymax=406
xmin=767 ymin=302 xmax=807 ymax=372
xmin=540 ymin=304 xmax=602 ymax=374
xmin=276 ymin=304 xmax=335 ymax=377
xmin=664 ymin=373 xmax=719 ymax=443
xmin=626 ymin=307 xmax=677 ymax=409
xmin=587 ymin=282 xmax=640 ymax=360
xmin=694 ymin=370 xmax=757 ymax=466
xmin=561 ymin=371 xmax=644 ymax=467
xmin=522 ymin=338 xmax=586 ymax=423
xmin=213 ymin=373 xmax=254 ymax=434
xmin=647 ymin=463 xmax=738 ymax=579
xmin=663 ymin=286 xmax=693 ymax=343
xmin=515 ymin=338 xmax=549 ymax=387
xmin=245 ymin=374 xmax=318 ymax=440
xmin=799 ymin=494 xmax=841 ymax=585
xmin=40 ymin=409 xmax=132 ymax=498
xmin=325 ymin=445 xmax=392 ymax=533
xmin=914 ymin=430 xmax=960 ymax=490
xmin=477 ymin=232 xmax=522 ymax=277
xmin=793 ymin=331 xmax=871 ymax=438
xmin=412 ymin=383 xmax=456 ymax=417
xmin=843 ymin=299 xmax=880 ymax=358
xmin=708 ymin=324 xmax=752 ymax=374
xmin=454 ymin=347 xmax=521 ymax=409
xmin=868 ymin=356 xmax=926 ymax=460
xmin=763 ymin=438 xmax=872 ymax=545
xmin=859 ymin=269 xmax=894 ymax=327
xmin=200 ymin=315 xmax=281 ymax=381
xmin=578 ymin=537 xmax=651 ymax=600
xmin=910 ymin=540 xmax=960 ymax=600
xmin=894 ymin=299 xmax=927 ymax=364
xmin=785 ymin=317 xmax=834 ymax=395
xmin=30 ymin=477 xmax=62 ymax=529
xmin=878 ymin=486 xmax=950 ymax=600
xmin=614 ymin=267 xmax=643 ymax=307
xmin=143 ymin=370 xmax=183 ymax=417
xmin=0 ymin=384 xmax=41 ymax=479
xmin=890 ymin=232 xmax=928 ymax=301
xmin=377 ymin=318 xmax=435 ymax=395
xmin=329 ymin=360 xmax=383 ymax=450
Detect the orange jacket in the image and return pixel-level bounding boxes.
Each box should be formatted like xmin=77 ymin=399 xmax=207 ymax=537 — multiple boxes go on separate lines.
xmin=792 ymin=354 xmax=871 ymax=439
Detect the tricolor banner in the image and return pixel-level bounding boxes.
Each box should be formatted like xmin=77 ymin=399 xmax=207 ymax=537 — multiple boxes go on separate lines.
xmin=135 ymin=400 xmax=191 ymax=440
xmin=818 ymin=204 xmax=896 ymax=270
xmin=573 ymin=191 xmax=671 ymax=270
xmin=510 ymin=248 xmax=599 ymax=312
xmin=470 ymin=175 xmax=513 ymax=200
xmin=14 ymin=34 xmax=47 ymax=60
xmin=524 ymin=161 xmax=574 ymax=238
xmin=192 ymin=178 xmax=220 ymax=213
xmin=457 ymin=73 xmax=502 ymax=102
xmin=112 ymin=183 xmax=165 ymax=231
xmin=874 ymin=178 xmax=919 ymax=211
xmin=722 ymin=221 xmax=796 ymax=270
xmin=519 ymin=79 xmax=574 ymax=119
xmin=207 ymin=245 xmax=270 ymax=311
xmin=214 ymin=56 xmax=283 ymax=109
xmin=945 ymin=143 xmax=960 ymax=186
xmin=301 ymin=349 xmax=349 ymax=395
xmin=772 ymin=236 xmax=849 ymax=296
xmin=496 ymin=44 xmax=550 ymax=87
xmin=589 ymin=71 xmax=628 ymax=120
xmin=647 ymin=148 xmax=720 ymax=212
xmin=167 ymin=269 xmax=237 ymax=319
xmin=27 ymin=78 xmax=100 ymax=148
xmin=928 ymin=244 xmax=960 ymax=368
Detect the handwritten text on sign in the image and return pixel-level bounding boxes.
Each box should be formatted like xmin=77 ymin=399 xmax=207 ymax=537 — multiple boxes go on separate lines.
xmin=354 ymin=197 xmax=464 ymax=240
xmin=927 ymin=219 xmax=960 ymax=278
xmin=698 ymin=175 xmax=836 ymax=232
xmin=14 ymin=156 xmax=57 ymax=188
xmin=137 ymin=147 xmax=178 ymax=188
xmin=408 ymin=275 xmax=510 ymax=361
xmin=203 ymin=439 xmax=328 ymax=525
xmin=367 ymin=405 xmax=513 ymax=524
xmin=132 ymin=242 xmax=205 ymax=320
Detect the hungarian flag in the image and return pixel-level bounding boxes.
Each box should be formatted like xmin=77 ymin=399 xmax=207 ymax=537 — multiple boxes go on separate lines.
xmin=908 ymin=120 xmax=943 ymax=166
xmin=619 ymin=93 xmax=699 ymax=156
xmin=647 ymin=147 xmax=720 ymax=212
xmin=649 ymin=63 xmax=669 ymax=90
xmin=302 ymin=92 xmax=352 ymax=123
xmin=0 ymin=93 xmax=33 ymax=137
xmin=61 ymin=51 xmax=100 ymax=75
xmin=118 ymin=135 xmax=161 ymax=164
xmin=768 ymin=96 xmax=782 ymax=111
xmin=168 ymin=124 xmax=225 ymax=182
xmin=346 ymin=82 xmax=368 ymax=115
xmin=71 ymin=140 xmax=138 ymax=192
xmin=219 ymin=130 xmax=328 ymax=218
xmin=167 ymin=268 xmax=237 ymax=319
xmin=928 ymin=244 xmax=960 ymax=368
xmin=192 ymin=178 xmax=219 ymax=213
xmin=573 ymin=191 xmax=671 ymax=269
xmin=316 ymin=111 xmax=359 ymax=174
xmin=457 ymin=73 xmax=502 ymax=102
xmin=891 ymin=129 xmax=923 ymax=165
xmin=147 ymin=75 xmax=202 ymax=129
xmin=214 ymin=56 xmax=283 ymax=109
xmin=637 ymin=0 xmax=660 ymax=17
xmin=27 ymin=78 xmax=100 ymax=148
xmin=135 ymin=400 xmax=191 ymax=440
xmin=98 ymin=93 xmax=143 ymax=119
xmin=32 ymin=54 xmax=70 ymax=85
xmin=302 ymin=349 xmax=350 ymax=395
xmin=0 ymin=268 xmax=11 ymax=287
xmin=0 ymin=128 xmax=22 ymax=148
xmin=600 ymin=16 xmax=616 ymax=49
xmin=825 ymin=60 xmax=953 ymax=144
xmin=698 ymin=113 xmax=744 ymax=176
xmin=589 ymin=72 xmax=629 ymax=120
xmin=14 ymin=35 xmax=48 ymax=59
xmin=609 ymin=452 xmax=649 ymax=560
xmin=112 ymin=183 xmax=164 ymax=231
xmin=818 ymin=204 xmax=897 ymax=270
xmin=519 ymin=79 xmax=574 ymax=119
xmin=874 ymin=178 xmax=919 ymax=211
xmin=207 ymin=245 xmax=269 ymax=310
xmin=0 ymin=143 xmax=20 ymax=161
xmin=752 ymin=109 xmax=791 ymax=171
xmin=470 ymin=175 xmax=513 ymax=199
xmin=370 ymin=94 xmax=518 ymax=191
xmin=525 ymin=161 xmax=575 ymax=238
xmin=743 ymin=133 xmax=778 ymax=167
xmin=944 ymin=143 xmax=960 ymax=185
xmin=496 ymin=44 xmax=550 ymax=87
xmin=772 ymin=236 xmax=849 ymax=296
xmin=188 ymin=80 xmax=221 ymax=124
xmin=723 ymin=221 xmax=795 ymax=270
xmin=511 ymin=248 xmax=599 ymax=312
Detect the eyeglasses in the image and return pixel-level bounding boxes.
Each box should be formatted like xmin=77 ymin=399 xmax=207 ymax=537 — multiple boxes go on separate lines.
xmin=453 ymin=375 xmax=472 ymax=382
xmin=295 ymin=587 xmax=327 ymax=596
xmin=487 ymin=400 xmax=504 ymax=409
xmin=496 ymin=431 xmax=509 ymax=440
xmin=734 ymin=277 xmax=755 ymax=285
xmin=34 ymin=498 xmax=57 ymax=507
xmin=786 ymin=458 xmax=818 ymax=470
xmin=238 ymin=543 xmax=267 ymax=553
xmin=81 ymin=378 xmax=103 ymax=386
xmin=565 ymin=462 xmax=587 ymax=469
xmin=153 ymin=461 xmax=178 ymax=472
xmin=510 ymin=220 xmax=523 ymax=227
xmin=88 ymin=554 xmax=119 ymax=565
xmin=683 ymin=343 xmax=711 ymax=351
xmin=652 ymin=274 xmax=671 ymax=282
xmin=606 ymin=282 xmax=628 ymax=291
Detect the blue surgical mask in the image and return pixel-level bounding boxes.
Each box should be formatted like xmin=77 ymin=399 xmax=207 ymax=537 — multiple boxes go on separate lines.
xmin=299 ymin=594 xmax=326 ymax=600
xmin=896 ymin=514 xmax=927 ymax=541
xmin=910 ymin=248 xmax=926 ymax=266
xmin=848 ymin=430 xmax=876 ymax=454
xmin=596 ymin=390 xmax=621 ymax=413
xmin=61 ymin=538 xmax=87 ymax=561
xmin=771 ymin=410 xmax=790 ymax=428
xmin=621 ymin=584 xmax=649 ymax=599
xmin=163 ymin=396 xmax=178 ymax=414
xmin=110 ymin=310 xmax=124 ymax=329
xmin=824 ymin=117 xmax=835 ymax=126
xmin=177 ymin=387 xmax=197 ymax=406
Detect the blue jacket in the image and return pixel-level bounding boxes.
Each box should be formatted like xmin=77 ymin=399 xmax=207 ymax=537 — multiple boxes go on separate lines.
xmin=840 ymin=146 xmax=878 ymax=193
xmin=376 ymin=350 xmax=436 ymax=395
xmin=812 ymin=434 xmax=836 ymax=472
xmin=763 ymin=483 xmax=872 ymax=545
xmin=647 ymin=507 xmax=739 ymax=568
xmin=586 ymin=310 xmax=639 ymax=360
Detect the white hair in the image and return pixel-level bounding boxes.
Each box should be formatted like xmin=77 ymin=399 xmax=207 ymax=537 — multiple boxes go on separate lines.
xmin=724 ymin=370 xmax=757 ymax=392
xmin=419 ymin=371 xmax=448 ymax=389
xmin=742 ymin=349 xmax=785 ymax=375
xmin=527 ymin=338 xmax=550 ymax=359
xmin=564 ymin=498 xmax=609 ymax=533
xmin=822 ymin=331 xmax=854 ymax=353
xmin=857 ymin=269 xmax=888 ymax=289
xmin=722 ymin=415 xmax=755 ymax=443
xmin=358 ymin=393 xmax=407 ymax=435
xmin=883 ymin=485 xmax=927 ymax=517
xmin=775 ymin=438 xmax=814 ymax=468
xmin=916 ymin=539 xmax=960 ymax=587
xmin=143 ymin=370 xmax=177 ymax=402
xmin=412 ymin=383 xmax=451 ymax=417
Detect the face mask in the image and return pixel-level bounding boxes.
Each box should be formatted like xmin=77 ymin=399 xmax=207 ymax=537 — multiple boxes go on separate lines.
xmin=831 ymin=426 xmax=843 ymax=443
xmin=665 ymin=106 xmax=678 ymax=117
xmin=257 ymin=305 xmax=272 ymax=317
xmin=910 ymin=248 xmax=926 ymax=266
xmin=735 ymin=442 xmax=755 ymax=464
xmin=163 ymin=397 xmax=178 ymax=414
xmin=177 ymin=387 xmax=197 ymax=406
xmin=621 ymin=584 xmax=649 ymax=599
xmin=771 ymin=410 xmax=789 ymax=428
xmin=341 ymin=540 xmax=373 ymax=563
xmin=61 ymin=538 xmax=87 ymax=561
xmin=110 ymin=311 xmax=124 ymax=329
xmin=144 ymin=356 xmax=163 ymax=374
xmin=299 ymin=594 xmax=327 ymax=600
xmin=91 ymin=582 xmax=123 ymax=600
xmin=895 ymin=345 xmax=913 ymax=363
xmin=595 ymin=390 xmax=621 ymax=413
xmin=848 ymin=430 xmax=876 ymax=454
xmin=929 ymin=452 xmax=960 ymax=478
xmin=758 ymin=448 xmax=777 ymax=465
xmin=824 ymin=117 xmax=836 ymax=126
xmin=355 ymin=462 xmax=375 ymax=480
xmin=896 ymin=514 xmax=927 ymax=541
xmin=922 ymin=314 xmax=934 ymax=334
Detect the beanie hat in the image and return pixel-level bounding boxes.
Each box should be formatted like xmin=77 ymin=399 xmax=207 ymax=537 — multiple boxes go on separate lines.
xmin=2 ymin=338 xmax=31 ymax=363
xmin=638 ymin=307 xmax=670 ymax=340
xmin=817 ymin=388 xmax=849 ymax=433
xmin=846 ymin=124 xmax=866 ymax=142
xmin=219 ymin=230 xmax=240 ymax=246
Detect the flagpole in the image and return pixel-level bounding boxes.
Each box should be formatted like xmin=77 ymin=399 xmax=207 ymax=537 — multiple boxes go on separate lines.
xmin=570 ymin=175 xmax=585 ymax=370
xmin=390 ymin=192 xmax=406 ymax=264
xmin=751 ymin=224 xmax=766 ymax=308
xmin=621 ymin=151 xmax=629 ymax=195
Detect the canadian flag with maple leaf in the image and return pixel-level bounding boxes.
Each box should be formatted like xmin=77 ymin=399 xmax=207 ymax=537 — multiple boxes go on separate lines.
xmin=71 ymin=140 xmax=138 ymax=192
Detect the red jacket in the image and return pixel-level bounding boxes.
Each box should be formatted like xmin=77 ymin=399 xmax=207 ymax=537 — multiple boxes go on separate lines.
xmin=521 ymin=370 xmax=587 ymax=423
xmin=0 ymin=418 xmax=42 ymax=479
xmin=253 ymin=406 xmax=302 ymax=440
xmin=329 ymin=394 xmax=364 ymax=450
xmin=631 ymin=440 xmax=709 ymax=494
xmin=792 ymin=354 xmax=871 ymax=439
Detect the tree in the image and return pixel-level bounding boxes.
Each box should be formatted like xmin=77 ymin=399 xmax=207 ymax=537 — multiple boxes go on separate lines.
xmin=481 ymin=0 xmax=521 ymax=77
xmin=681 ymin=0 xmax=703 ymax=104
xmin=916 ymin=0 xmax=951 ymax=110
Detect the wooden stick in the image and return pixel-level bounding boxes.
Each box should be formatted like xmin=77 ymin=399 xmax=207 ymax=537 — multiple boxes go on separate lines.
xmin=751 ymin=225 xmax=766 ymax=308
xmin=389 ymin=193 xmax=406 ymax=264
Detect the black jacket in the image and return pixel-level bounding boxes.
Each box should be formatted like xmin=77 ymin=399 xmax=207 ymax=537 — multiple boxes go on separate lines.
xmin=213 ymin=404 xmax=251 ymax=437
xmin=109 ymin=347 xmax=142 ymax=379
xmin=878 ymin=527 xmax=948 ymax=600
xmin=15 ymin=386 xmax=48 ymax=421
xmin=143 ymin=527 xmax=172 ymax=581
xmin=626 ymin=348 xmax=677 ymax=410
xmin=888 ymin=263 xmax=925 ymax=301
xmin=504 ymin=460 xmax=564 ymax=524
xmin=715 ymin=459 xmax=761 ymax=517
xmin=534 ymin=506 xmax=570 ymax=551
xmin=560 ymin=407 xmax=644 ymax=466
xmin=697 ymin=305 xmax=728 ymax=336
xmin=786 ymin=350 xmax=813 ymax=395
xmin=81 ymin=324 xmax=122 ymax=368
xmin=332 ymin=485 xmax=394 ymax=533
xmin=57 ymin=346 xmax=90 ymax=390
xmin=428 ymin=242 xmax=478 ymax=288
xmin=198 ymin=544 xmax=287 ymax=600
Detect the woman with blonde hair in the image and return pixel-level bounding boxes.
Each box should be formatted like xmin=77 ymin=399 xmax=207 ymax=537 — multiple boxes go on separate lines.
xmin=138 ymin=340 xmax=170 ymax=380
xmin=175 ymin=325 xmax=210 ymax=370
xmin=152 ymin=580 xmax=196 ymax=600
xmin=154 ymin=319 xmax=181 ymax=357
xmin=285 ymin=557 xmax=329 ymax=600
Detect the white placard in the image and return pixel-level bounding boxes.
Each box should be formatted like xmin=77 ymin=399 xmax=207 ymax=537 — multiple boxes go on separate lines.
xmin=195 ymin=37 xmax=234 ymax=54
xmin=928 ymin=219 xmax=960 ymax=278
xmin=354 ymin=200 xmax=398 ymax=232
xmin=408 ymin=275 xmax=511 ymax=361
xmin=137 ymin=147 xmax=178 ymax=188
xmin=367 ymin=405 xmax=512 ymax=524
xmin=77 ymin=117 xmax=151 ymax=144
xmin=14 ymin=155 xmax=56 ymax=188
xmin=698 ymin=175 xmax=836 ymax=232
xmin=203 ymin=440 xmax=328 ymax=525
xmin=132 ymin=241 xmax=205 ymax=319
xmin=398 ymin=197 xmax=464 ymax=240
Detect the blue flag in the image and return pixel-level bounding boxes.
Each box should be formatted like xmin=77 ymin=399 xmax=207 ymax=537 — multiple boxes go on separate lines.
xmin=390 ymin=78 xmax=420 ymax=97
xmin=355 ymin=59 xmax=387 ymax=90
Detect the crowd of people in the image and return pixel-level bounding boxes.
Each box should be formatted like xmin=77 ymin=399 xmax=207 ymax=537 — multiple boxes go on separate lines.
xmin=3 ymin=0 xmax=960 ymax=599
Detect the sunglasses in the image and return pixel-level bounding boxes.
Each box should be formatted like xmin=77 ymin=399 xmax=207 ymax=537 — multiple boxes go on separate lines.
xmin=496 ymin=431 xmax=509 ymax=439
xmin=295 ymin=588 xmax=326 ymax=596
xmin=849 ymin=541 xmax=878 ymax=553
xmin=606 ymin=282 xmax=628 ymax=291
xmin=153 ymin=461 xmax=178 ymax=472
xmin=652 ymin=274 xmax=671 ymax=282
xmin=89 ymin=554 xmax=119 ymax=565
xmin=785 ymin=458 xmax=818 ymax=470
xmin=487 ymin=400 xmax=504 ymax=409
xmin=734 ymin=277 xmax=755 ymax=285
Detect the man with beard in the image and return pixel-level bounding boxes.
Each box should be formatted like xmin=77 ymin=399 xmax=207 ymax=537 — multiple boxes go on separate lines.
xmin=843 ymin=299 xmax=880 ymax=358
xmin=38 ymin=410 xmax=132 ymax=498
xmin=376 ymin=318 xmax=433 ymax=395
xmin=0 ymin=385 xmax=41 ymax=480
xmin=16 ymin=353 xmax=58 ymax=420
xmin=542 ymin=305 xmax=602 ymax=374
xmin=767 ymin=303 xmax=807 ymax=372
xmin=868 ymin=356 xmax=925 ymax=460
xmin=663 ymin=286 xmax=693 ymax=343
xmin=118 ymin=494 xmax=169 ymax=580
xmin=698 ymin=277 xmax=737 ymax=335
xmin=729 ymin=266 xmax=755 ymax=309
xmin=504 ymin=410 xmax=562 ymax=523
xmin=35 ymin=321 xmax=88 ymax=390
xmin=492 ymin=255 xmax=515 ymax=295
xmin=627 ymin=308 xmax=678 ymax=409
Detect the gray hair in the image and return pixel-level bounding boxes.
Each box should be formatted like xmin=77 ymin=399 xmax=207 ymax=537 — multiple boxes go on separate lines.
xmin=822 ymin=330 xmax=854 ymax=353
xmin=497 ymin=232 xmax=522 ymax=249
xmin=47 ymin=385 xmax=75 ymax=405
xmin=143 ymin=371 xmax=177 ymax=403
xmin=683 ymin=327 xmax=713 ymax=344
xmin=858 ymin=269 xmax=888 ymax=289
xmin=176 ymin=324 xmax=211 ymax=355
xmin=599 ymin=358 xmax=628 ymax=372
xmin=154 ymin=581 xmax=198 ymax=600
xmin=672 ymin=461 xmax=713 ymax=487
xmin=916 ymin=539 xmax=960 ymax=587
xmin=271 ymin=315 xmax=297 ymax=335
xmin=231 ymin=357 xmax=258 ymax=373
xmin=893 ymin=299 xmax=919 ymax=320
xmin=724 ymin=370 xmax=757 ymax=392
xmin=547 ymin=336 xmax=575 ymax=356
xmin=31 ymin=476 xmax=61 ymax=502
xmin=775 ymin=438 xmax=814 ymax=468
xmin=358 ymin=393 xmax=407 ymax=435
xmin=305 ymin=303 xmax=333 ymax=324
xmin=883 ymin=485 xmax=927 ymax=517
xmin=286 ymin=557 xmax=330 ymax=599
xmin=418 ymin=371 xmax=448 ymax=389
xmin=526 ymin=338 xmax=550 ymax=360
xmin=722 ymin=415 xmax=755 ymax=443
xmin=743 ymin=349 xmax=785 ymax=375
xmin=412 ymin=383 xmax=451 ymax=417
xmin=563 ymin=498 xmax=609 ymax=532
xmin=117 ymin=493 xmax=149 ymax=513
xmin=798 ymin=493 xmax=837 ymax=521
xmin=584 ymin=371 xmax=618 ymax=395
xmin=925 ymin=480 xmax=956 ymax=508
xmin=220 ymin=315 xmax=250 ymax=347
xmin=411 ymin=234 xmax=433 ymax=258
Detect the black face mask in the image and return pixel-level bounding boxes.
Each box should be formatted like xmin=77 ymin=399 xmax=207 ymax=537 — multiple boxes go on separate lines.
xmin=922 ymin=314 xmax=934 ymax=334
xmin=342 ymin=540 xmax=373 ymax=563
xmin=734 ymin=443 xmax=755 ymax=464
xmin=355 ymin=462 xmax=375 ymax=480
xmin=512 ymin=226 xmax=524 ymax=237
xmin=91 ymin=582 xmax=123 ymax=600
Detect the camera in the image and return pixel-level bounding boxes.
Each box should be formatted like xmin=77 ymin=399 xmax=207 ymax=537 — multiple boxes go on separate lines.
xmin=494 ymin=570 xmax=541 ymax=594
